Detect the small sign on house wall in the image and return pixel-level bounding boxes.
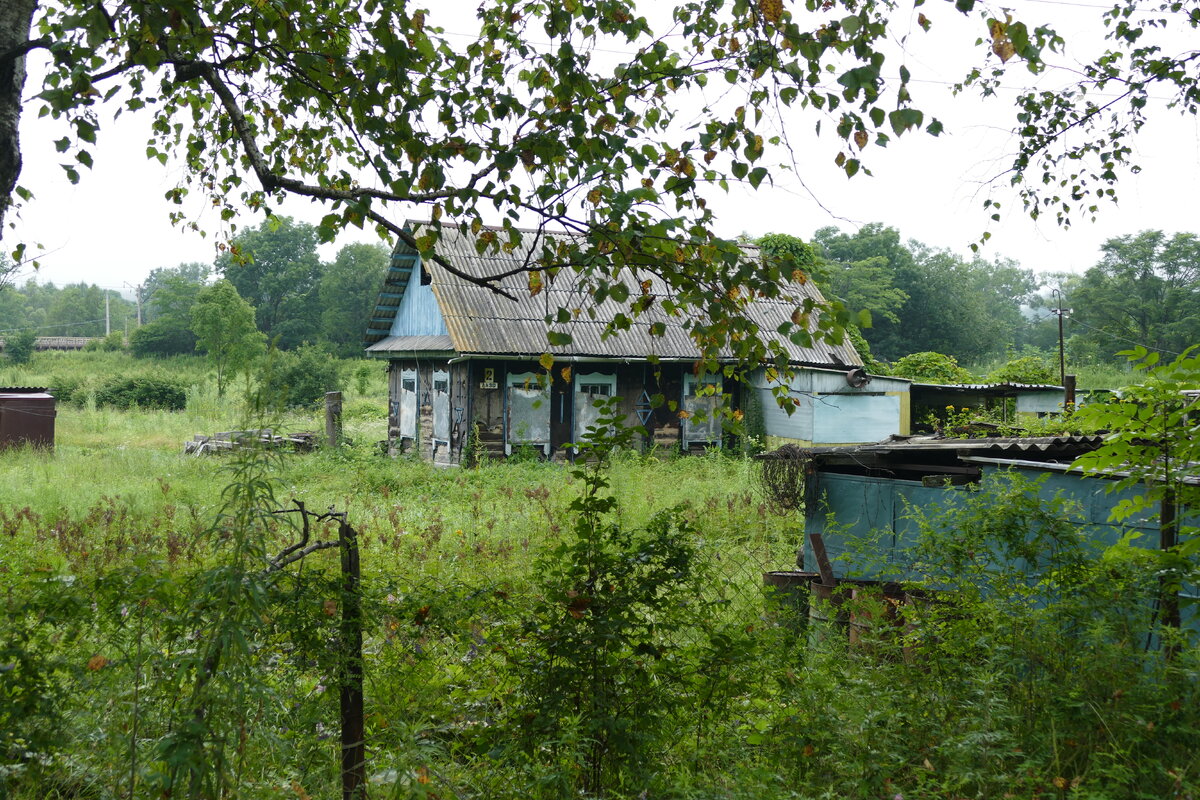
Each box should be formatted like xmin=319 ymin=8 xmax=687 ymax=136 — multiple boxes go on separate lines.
xmin=480 ymin=367 xmax=498 ymax=390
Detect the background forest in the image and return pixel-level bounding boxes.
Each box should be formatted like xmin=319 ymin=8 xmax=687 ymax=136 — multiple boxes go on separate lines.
xmin=6 ymin=221 xmax=1197 ymax=386
xmin=0 ymin=216 xmax=389 ymax=360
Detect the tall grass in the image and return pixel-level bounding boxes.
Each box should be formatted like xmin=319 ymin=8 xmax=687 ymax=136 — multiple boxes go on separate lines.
xmin=1 ymin=351 xmax=1195 ymax=800
xmin=966 ymin=351 xmax=1137 ymax=389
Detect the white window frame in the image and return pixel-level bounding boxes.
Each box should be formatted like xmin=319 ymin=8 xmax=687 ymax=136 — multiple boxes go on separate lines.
xmin=573 ymin=371 xmax=618 ymax=447
xmin=398 ymin=367 xmax=418 ymax=440
xmin=505 ymin=371 xmax=551 ymax=455
xmin=431 ymin=369 xmax=450 ymax=446
xmin=682 ymin=373 xmax=723 ymax=448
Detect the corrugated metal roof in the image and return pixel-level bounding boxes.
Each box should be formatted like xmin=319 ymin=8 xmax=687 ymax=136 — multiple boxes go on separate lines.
xmin=365 ymin=335 xmax=456 ymax=354
xmin=771 ymin=434 xmax=1104 ymax=461
xmin=364 ymin=221 xmax=862 ymax=366
xmin=962 ymin=455 xmax=1200 ymax=485
xmin=911 ymin=382 xmax=1065 ymax=392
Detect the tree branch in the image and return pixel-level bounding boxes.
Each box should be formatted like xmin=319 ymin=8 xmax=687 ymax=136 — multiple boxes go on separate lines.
xmin=0 ymin=37 xmax=50 ymax=65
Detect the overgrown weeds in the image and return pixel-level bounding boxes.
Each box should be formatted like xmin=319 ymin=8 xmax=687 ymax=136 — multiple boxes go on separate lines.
xmin=1 ymin=363 xmax=1197 ymax=799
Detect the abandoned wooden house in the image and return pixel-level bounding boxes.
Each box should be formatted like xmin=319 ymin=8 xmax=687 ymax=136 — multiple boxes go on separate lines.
xmin=363 ymin=222 xmax=912 ymax=464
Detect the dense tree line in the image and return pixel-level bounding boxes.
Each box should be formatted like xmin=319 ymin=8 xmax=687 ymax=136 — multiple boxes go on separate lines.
xmin=7 ymin=220 xmax=1198 ymax=375
xmin=768 ymin=225 xmax=1200 ymax=371
xmin=0 ymin=217 xmax=390 ymax=358
xmin=0 ymin=278 xmax=135 ymax=339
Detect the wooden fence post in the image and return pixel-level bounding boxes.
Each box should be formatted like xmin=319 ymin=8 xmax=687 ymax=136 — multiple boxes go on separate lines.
xmin=326 ymin=392 xmax=343 ymax=447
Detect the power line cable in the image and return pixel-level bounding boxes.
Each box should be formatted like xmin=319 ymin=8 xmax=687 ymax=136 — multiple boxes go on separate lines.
xmin=1068 ymin=316 xmax=1187 ymax=357
xmin=0 ymin=318 xmax=112 ymax=334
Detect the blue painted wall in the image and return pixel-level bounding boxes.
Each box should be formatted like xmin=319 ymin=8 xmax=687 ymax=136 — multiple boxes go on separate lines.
xmin=805 ymin=462 xmax=1198 ymax=626
xmin=388 ymin=258 xmax=449 ymax=337
xmin=751 ymin=368 xmax=910 ymax=445
xmin=812 ymin=393 xmax=900 ymax=444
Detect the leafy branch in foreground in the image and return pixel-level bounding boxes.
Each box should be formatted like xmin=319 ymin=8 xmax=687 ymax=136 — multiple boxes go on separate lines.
xmin=1072 ymin=345 xmax=1200 ymax=635
xmin=10 ymin=0 xmax=948 ymax=368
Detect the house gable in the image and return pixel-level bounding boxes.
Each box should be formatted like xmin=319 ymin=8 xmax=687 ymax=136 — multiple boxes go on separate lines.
xmin=365 ymin=246 xmax=450 ymax=346
xmin=389 ymin=259 xmax=449 ymax=338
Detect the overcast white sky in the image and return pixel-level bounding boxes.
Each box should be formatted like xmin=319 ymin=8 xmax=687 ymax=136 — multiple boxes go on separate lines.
xmin=7 ymin=0 xmax=1199 ymax=297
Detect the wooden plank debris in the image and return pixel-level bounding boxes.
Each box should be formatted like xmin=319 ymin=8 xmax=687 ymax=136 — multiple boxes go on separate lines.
xmin=184 ymin=429 xmax=319 ymax=455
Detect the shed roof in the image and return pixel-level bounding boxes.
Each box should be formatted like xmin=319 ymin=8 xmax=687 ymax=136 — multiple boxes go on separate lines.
xmin=777 ymin=431 xmax=1104 ymax=462
xmin=365 ymin=221 xmax=862 ymax=366
xmin=365 ymin=335 xmax=455 ymax=355
xmin=910 ymin=382 xmax=1064 ymax=394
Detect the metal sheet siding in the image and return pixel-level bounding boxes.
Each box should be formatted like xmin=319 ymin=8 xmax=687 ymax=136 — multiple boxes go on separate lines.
xmin=811 ymin=394 xmax=901 ymax=444
xmin=758 ymin=386 xmax=813 ymax=442
xmin=0 ymin=391 xmax=56 ymax=450
xmin=1016 ymin=391 xmax=1066 ymax=414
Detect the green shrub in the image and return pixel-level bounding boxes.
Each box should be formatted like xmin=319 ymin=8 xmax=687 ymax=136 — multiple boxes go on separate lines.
xmin=83 ymin=331 xmax=127 ymax=352
xmin=261 ymin=344 xmax=343 ymax=407
xmin=95 ymin=376 xmax=188 ymax=410
xmin=47 ymin=375 xmax=92 ymax=406
xmin=986 ymin=353 xmax=1056 ymax=384
xmin=101 ymin=330 xmax=127 ymax=352
xmin=890 ymin=351 xmax=974 ymax=384
xmin=5 ymin=328 xmax=36 ymax=365
xmin=129 ymin=320 xmax=196 ymax=357
xmin=353 ymin=362 xmax=374 ymax=395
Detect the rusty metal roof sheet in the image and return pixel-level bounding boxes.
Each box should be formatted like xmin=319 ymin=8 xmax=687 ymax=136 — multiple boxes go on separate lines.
xmin=365 ymin=221 xmax=862 ymax=366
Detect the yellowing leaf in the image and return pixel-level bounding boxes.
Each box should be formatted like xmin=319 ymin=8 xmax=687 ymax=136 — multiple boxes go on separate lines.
xmin=528 ymin=270 xmax=544 ymax=297
xmin=560 ymin=366 xmax=573 ymax=383
xmin=87 ymin=654 xmax=108 ymax=671
xmin=989 ymin=18 xmax=1015 ymax=62
xmin=566 ymin=595 xmax=592 ymax=619
xmin=853 ymin=130 xmax=869 ymax=150
xmin=323 ymin=599 xmax=337 ymax=617
xmin=758 ymin=0 xmax=783 ymax=25
xmin=539 ymin=352 xmax=555 ymax=370
xmin=993 ymin=36 xmax=1015 ymax=62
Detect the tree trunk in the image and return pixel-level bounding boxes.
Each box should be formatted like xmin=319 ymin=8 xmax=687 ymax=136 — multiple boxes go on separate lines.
xmin=0 ymin=0 xmax=37 ymax=239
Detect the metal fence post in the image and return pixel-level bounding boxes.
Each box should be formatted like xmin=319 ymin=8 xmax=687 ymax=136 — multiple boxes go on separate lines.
xmin=339 ymin=520 xmax=366 ymax=800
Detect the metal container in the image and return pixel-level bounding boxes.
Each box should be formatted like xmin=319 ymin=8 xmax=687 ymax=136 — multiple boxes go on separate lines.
xmin=0 ymin=388 xmax=56 ymax=450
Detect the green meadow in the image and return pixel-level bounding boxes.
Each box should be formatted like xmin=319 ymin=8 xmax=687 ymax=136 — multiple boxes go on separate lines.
xmin=1 ymin=351 xmax=1196 ymax=800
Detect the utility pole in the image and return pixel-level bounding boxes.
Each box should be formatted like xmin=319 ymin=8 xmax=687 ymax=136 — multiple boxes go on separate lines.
xmin=123 ymin=281 xmax=143 ymax=326
xmin=105 ymin=291 xmax=111 ymax=336
xmin=1051 ymin=288 xmax=1071 ymax=386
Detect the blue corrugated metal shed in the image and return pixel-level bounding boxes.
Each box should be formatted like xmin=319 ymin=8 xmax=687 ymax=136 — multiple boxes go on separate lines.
xmin=771 ymin=436 xmax=1199 ymax=630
